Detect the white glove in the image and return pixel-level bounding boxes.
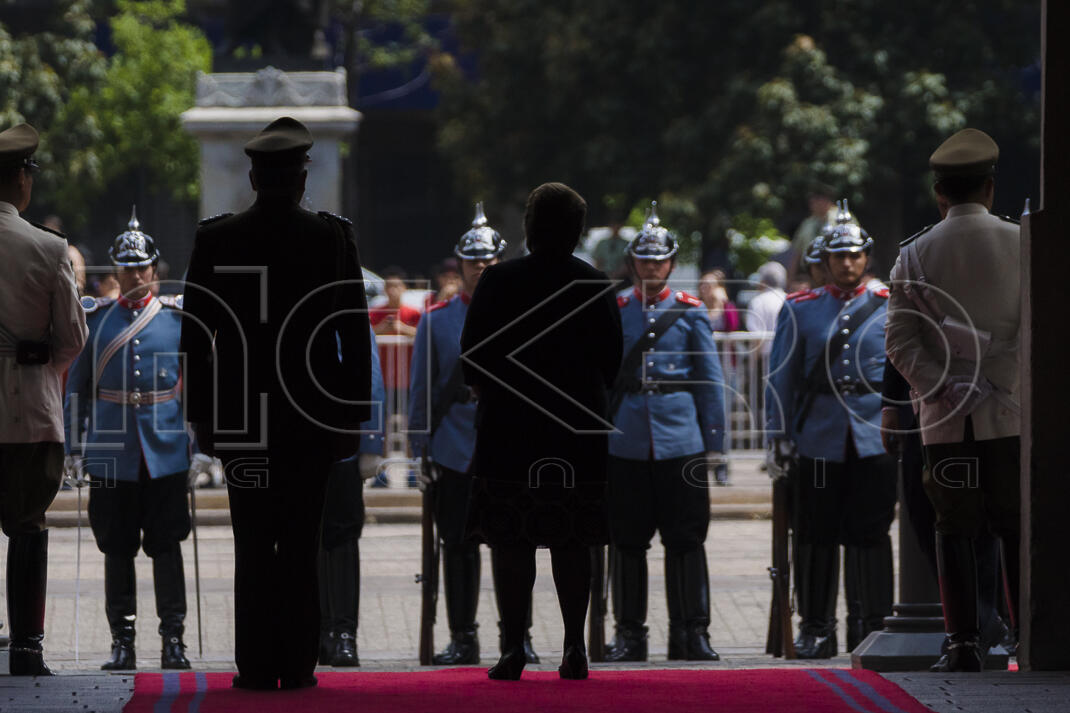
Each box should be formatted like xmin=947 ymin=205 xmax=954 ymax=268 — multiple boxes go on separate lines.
xmin=417 ymin=460 xmax=439 ymax=492
xmin=937 ymin=376 xmax=993 ymax=416
xmin=358 ymin=453 xmax=383 ymax=481
xmin=63 ymin=454 xmax=85 ymax=486
xmin=765 ymin=439 xmax=796 ymax=480
xmin=188 ymin=452 xmax=215 ymax=488
xmin=706 ymin=451 xmax=728 ymax=486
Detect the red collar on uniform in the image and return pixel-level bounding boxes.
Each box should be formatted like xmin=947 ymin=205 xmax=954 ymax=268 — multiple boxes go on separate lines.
xmin=117 ymin=293 xmax=153 ymax=310
xmin=825 ymin=283 xmax=866 ymax=301
xmin=459 ymin=291 xmax=471 ymax=304
xmin=633 ymin=286 xmax=671 ymax=306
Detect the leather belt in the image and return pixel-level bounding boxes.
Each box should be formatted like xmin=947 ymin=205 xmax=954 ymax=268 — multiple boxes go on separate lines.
xmin=625 ymin=382 xmax=691 ymax=395
xmin=97 ymin=385 xmax=178 ymax=407
xmin=807 ymin=380 xmax=883 ymax=397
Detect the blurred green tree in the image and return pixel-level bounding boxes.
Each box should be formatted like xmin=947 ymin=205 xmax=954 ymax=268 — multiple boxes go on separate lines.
xmin=0 ymin=0 xmax=108 ymax=219
xmin=435 ymin=0 xmax=1038 ymax=271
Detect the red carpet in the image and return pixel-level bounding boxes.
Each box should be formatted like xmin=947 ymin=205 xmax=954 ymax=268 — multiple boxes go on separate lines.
xmin=125 ymin=668 xmax=933 ymax=713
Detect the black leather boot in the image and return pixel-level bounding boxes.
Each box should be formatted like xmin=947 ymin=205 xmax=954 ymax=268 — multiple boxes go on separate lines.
xmin=933 ymin=533 xmax=982 ymax=672
xmin=605 ymin=547 xmax=648 ymax=662
xmin=433 ymin=544 xmax=480 ymax=665
xmin=327 ymin=539 xmax=360 ymax=666
xmin=857 ymin=538 xmax=894 ymax=640
xmin=793 ymin=543 xmax=839 ymax=659
xmin=100 ymin=554 xmax=137 ymax=671
xmin=844 ymin=546 xmax=865 ymax=651
xmin=154 ymin=546 xmax=190 ymax=669
xmin=493 ymin=547 xmax=539 ymax=663
xmin=666 ymin=548 xmax=719 ymax=661
xmin=7 ymin=532 xmax=53 ymax=676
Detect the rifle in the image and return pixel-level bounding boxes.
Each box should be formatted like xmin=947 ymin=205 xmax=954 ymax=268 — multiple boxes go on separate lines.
xmin=766 ymin=472 xmax=796 ymax=658
xmin=417 ymin=456 xmax=440 ymax=666
xmin=588 ymin=545 xmax=610 ymax=661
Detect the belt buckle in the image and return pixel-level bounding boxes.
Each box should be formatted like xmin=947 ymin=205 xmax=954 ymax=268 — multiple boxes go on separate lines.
xmin=129 ymin=391 xmax=142 ymax=407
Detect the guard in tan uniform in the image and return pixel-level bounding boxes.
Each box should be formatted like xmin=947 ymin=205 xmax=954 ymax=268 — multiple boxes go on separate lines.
xmin=0 ymin=123 xmax=89 ymax=675
xmin=885 ymin=128 xmax=1021 ymax=672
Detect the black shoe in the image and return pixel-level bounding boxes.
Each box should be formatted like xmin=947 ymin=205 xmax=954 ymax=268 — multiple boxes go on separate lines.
xmin=522 ymin=632 xmax=540 ymax=664
xmin=232 ymin=674 xmax=277 ymax=690
xmin=559 ymin=644 xmax=589 ymax=680
xmin=794 ymin=629 xmax=837 ymax=659
xmin=101 ymin=635 xmax=136 ymax=671
xmin=280 ymin=675 xmax=318 ymax=690
xmin=846 ymin=618 xmax=865 ymax=652
xmin=683 ymin=625 xmax=720 ymax=661
xmin=605 ymin=625 xmax=648 ymax=662
xmin=330 ymin=631 xmax=360 ymax=667
xmin=487 ymin=648 xmax=526 ymax=680
xmin=10 ymin=644 xmax=54 ymax=676
xmin=432 ymin=629 xmax=479 ymax=665
xmin=932 ymin=641 xmax=982 ymax=672
xmin=161 ymin=634 xmax=191 ymax=669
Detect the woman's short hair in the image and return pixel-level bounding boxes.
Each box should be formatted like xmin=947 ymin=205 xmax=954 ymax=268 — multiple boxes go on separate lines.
xmin=524 ymin=182 xmax=586 ymax=254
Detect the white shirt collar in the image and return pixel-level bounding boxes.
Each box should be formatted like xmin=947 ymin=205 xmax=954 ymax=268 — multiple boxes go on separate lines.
xmin=0 ymin=201 xmax=19 ymax=217
xmin=946 ymin=203 xmax=989 ymax=219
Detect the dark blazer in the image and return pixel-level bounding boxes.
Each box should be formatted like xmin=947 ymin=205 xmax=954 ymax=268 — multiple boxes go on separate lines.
xmin=461 ymin=250 xmax=622 ymax=485
xmin=180 ymin=201 xmax=371 ymax=454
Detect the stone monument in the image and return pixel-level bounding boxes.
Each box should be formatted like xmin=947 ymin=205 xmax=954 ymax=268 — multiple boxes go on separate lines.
xmin=181 ymin=66 xmax=361 ymax=218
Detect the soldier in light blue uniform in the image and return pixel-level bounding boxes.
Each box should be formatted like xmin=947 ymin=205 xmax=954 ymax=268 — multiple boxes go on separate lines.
xmin=317 ymin=326 xmax=386 ymax=667
xmin=408 ymin=204 xmax=538 ymax=665
xmin=765 ymin=202 xmax=896 ymax=658
xmin=64 ymin=210 xmax=192 ymax=670
xmin=606 ymin=202 xmax=726 ymax=662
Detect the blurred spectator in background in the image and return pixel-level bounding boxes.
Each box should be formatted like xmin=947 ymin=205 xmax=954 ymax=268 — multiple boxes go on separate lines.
xmin=590 ymin=221 xmax=631 ymax=283
xmin=370 ymin=267 xmax=420 ymax=337
xmin=698 ymin=269 xmax=740 ymax=332
xmin=787 ymin=183 xmax=838 ymax=284
xmin=745 ymin=262 xmax=787 ymax=358
xmin=67 ymin=243 xmax=87 ymax=296
xmin=426 ymin=257 xmax=462 ymax=309
xmin=95 ymin=271 xmax=120 ymax=300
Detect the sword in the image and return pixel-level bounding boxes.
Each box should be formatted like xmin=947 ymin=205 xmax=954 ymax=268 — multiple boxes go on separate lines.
xmin=74 ymin=473 xmax=84 ymax=664
xmin=189 ymin=482 xmax=204 ymax=658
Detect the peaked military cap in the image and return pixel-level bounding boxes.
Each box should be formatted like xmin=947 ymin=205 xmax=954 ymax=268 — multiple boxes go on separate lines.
xmin=929 ymin=128 xmax=999 ymax=179
xmin=244 ymin=117 xmax=313 ymax=161
xmin=0 ymin=123 xmax=39 ymax=167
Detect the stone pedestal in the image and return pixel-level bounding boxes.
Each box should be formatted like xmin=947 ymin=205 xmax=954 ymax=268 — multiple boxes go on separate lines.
xmin=181 ymin=67 xmax=361 ymax=218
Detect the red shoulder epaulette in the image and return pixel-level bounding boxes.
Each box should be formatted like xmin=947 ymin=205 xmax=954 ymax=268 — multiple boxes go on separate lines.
xmin=426 ymin=300 xmax=450 ymax=313
xmin=787 ymin=289 xmax=820 ymax=304
xmin=675 ymin=291 xmax=703 ymax=307
xmin=872 ymin=287 xmax=890 ymax=299
xmin=617 ymin=294 xmax=631 ymax=308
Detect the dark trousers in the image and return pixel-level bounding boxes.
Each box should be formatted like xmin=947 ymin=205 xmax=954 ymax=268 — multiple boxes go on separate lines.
xmin=88 ymin=466 xmax=191 ymax=558
xmin=435 ymin=466 xmax=474 ymax=546
xmin=225 ymin=449 xmax=332 ymax=683
xmin=321 ymin=458 xmax=365 ymax=551
xmin=922 ymin=422 xmax=1021 ymax=539
xmin=795 ymin=444 xmax=897 ymax=546
xmin=0 ymin=441 xmax=63 ymax=535
xmin=607 ymin=453 xmax=710 ymax=552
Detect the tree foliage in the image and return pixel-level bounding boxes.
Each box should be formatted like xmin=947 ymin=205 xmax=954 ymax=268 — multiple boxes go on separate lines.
xmin=435 ymin=0 xmax=1039 ymax=268
xmin=0 ymin=0 xmax=209 ymax=227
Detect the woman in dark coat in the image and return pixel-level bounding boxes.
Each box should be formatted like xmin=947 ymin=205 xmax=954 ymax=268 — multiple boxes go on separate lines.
xmin=461 ymin=183 xmax=623 ymax=680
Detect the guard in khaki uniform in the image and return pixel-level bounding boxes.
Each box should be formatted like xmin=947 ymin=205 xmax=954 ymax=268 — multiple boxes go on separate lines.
xmin=885 ymin=128 xmax=1021 ymax=672
xmin=64 ymin=212 xmax=193 ymax=671
xmin=0 ymin=123 xmax=89 ymax=675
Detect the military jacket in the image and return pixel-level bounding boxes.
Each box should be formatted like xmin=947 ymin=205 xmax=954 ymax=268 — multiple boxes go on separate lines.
xmin=765 ymin=283 xmax=889 ymax=462
xmin=609 ymin=287 xmax=726 ymax=460
xmin=408 ymin=293 xmax=476 ymax=473
xmin=64 ymin=294 xmax=190 ymax=481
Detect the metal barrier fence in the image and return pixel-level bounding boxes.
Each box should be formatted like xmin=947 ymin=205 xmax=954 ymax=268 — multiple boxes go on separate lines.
xmin=375 ymin=331 xmax=775 ymax=485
